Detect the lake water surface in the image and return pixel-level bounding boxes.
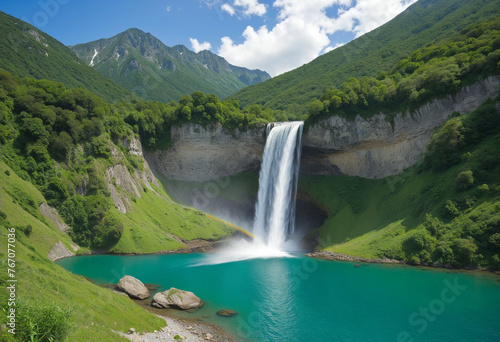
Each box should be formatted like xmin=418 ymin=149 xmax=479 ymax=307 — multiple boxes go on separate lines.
xmin=57 ymin=254 xmax=500 ymax=341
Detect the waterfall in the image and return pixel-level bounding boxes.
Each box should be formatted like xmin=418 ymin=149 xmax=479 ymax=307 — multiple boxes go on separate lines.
xmin=197 ymin=121 xmax=304 ymax=265
xmin=253 ymin=121 xmax=304 ymax=250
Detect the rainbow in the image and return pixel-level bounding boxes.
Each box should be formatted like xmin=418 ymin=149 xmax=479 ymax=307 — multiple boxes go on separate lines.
xmin=206 ymin=214 xmax=255 ymax=239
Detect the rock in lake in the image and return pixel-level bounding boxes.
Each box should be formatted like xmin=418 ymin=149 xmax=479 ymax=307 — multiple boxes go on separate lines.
xmin=151 ymin=287 xmax=202 ymax=310
xmin=117 ymin=275 xmax=150 ymax=299
xmin=217 ymin=309 xmax=237 ymax=317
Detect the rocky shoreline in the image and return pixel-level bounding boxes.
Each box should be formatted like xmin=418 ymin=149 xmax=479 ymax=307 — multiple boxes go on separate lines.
xmin=116 ymin=314 xmax=235 ymax=342
xmin=305 ymin=250 xmax=405 ymax=264
xmin=306 ymin=250 xmax=500 ymax=276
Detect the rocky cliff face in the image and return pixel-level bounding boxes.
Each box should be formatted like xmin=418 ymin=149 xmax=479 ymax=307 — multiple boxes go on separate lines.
xmin=147 ymin=77 xmax=499 ymax=182
xmin=301 ymin=76 xmax=499 ymax=178
xmin=103 ymin=137 xmax=161 ymax=213
xmin=146 ymin=123 xmax=266 ymax=182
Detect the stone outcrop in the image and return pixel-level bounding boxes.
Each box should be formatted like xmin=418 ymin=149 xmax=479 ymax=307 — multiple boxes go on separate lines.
xmin=117 ymin=275 xmax=150 ymax=299
xmin=302 ymin=76 xmax=499 ymax=178
xmin=105 ymin=137 xmax=161 ymax=213
xmin=47 ymin=241 xmax=75 ymax=261
xmin=151 ymin=287 xmax=203 ymax=310
xmin=39 ymin=203 xmax=70 ymax=232
xmin=146 ymin=123 xmax=266 ymax=182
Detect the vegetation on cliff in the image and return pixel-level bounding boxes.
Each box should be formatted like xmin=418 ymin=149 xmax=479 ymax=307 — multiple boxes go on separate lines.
xmin=305 ymin=18 xmax=500 ymax=125
xmin=0 ymin=69 xmax=234 ymax=252
xmin=302 ymin=98 xmax=500 ymax=269
xmin=0 ymin=162 xmax=166 ymax=341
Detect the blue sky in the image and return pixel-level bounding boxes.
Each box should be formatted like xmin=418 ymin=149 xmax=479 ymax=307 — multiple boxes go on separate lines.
xmin=1 ymin=0 xmax=417 ymax=76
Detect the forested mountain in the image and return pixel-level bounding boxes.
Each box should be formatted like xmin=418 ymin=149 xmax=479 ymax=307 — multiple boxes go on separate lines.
xmin=70 ymin=28 xmax=270 ymax=102
xmin=0 ymin=11 xmax=133 ymax=102
xmin=304 ymin=18 xmax=500 ymax=125
xmin=232 ymin=0 xmax=500 ymax=116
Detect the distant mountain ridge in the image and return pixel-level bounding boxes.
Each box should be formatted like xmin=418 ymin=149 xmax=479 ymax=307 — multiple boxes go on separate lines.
xmin=0 ymin=11 xmax=133 ymax=102
xmin=70 ymin=28 xmax=271 ymax=102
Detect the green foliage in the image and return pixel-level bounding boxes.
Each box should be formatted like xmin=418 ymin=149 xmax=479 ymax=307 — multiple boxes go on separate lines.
xmin=425 ymin=119 xmax=466 ymax=170
xmin=89 ymin=135 xmax=112 ymax=159
xmin=1 ymin=300 xmax=72 ymax=342
xmin=490 ymin=233 xmax=500 ymax=249
xmin=456 ymin=170 xmax=474 ymax=190
xmin=424 ymin=100 xmax=500 ymax=172
xmin=24 ymin=224 xmax=33 ymax=237
xmin=303 ymin=98 xmax=500 ymax=269
xmin=444 ymin=200 xmax=461 ymax=218
xmin=233 ymin=0 xmax=500 ymax=115
xmin=305 ymin=17 xmax=500 ymax=125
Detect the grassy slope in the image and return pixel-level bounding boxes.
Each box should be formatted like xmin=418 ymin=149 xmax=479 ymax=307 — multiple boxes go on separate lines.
xmin=110 ymin=179 xmax=235 ymax=253
xmin=0 ymin=11 xmax=133 ymax=102
xmin=300 ymin=102 xmax=500 ymax=267
xmin=0 ymin=161 xmax=166 ymax=341
xmin=232 ymin=0 xmax=500 ymax=113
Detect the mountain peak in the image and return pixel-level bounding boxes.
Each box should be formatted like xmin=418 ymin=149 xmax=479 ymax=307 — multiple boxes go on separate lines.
xmin=70 ymin=29 xmax=271 ymax=102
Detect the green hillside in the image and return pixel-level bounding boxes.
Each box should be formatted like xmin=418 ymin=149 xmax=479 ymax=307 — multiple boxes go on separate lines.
xmin=0 ymin=162 xmax=167 ymax=341
xmin=70 ymin=29 xmax=270 ymax=103
xmin=232 ymin=0 xmax=500 ymax=116
xmin=0 ymin=11 xmax=134 ymax=103
xmin=302 ymin=98 xmax=500 ymax=269
xmin=304 ymin=17 xmax=500 ymax=126
xmin=0 ymin=62 xmax=243 ymax=340
xmin=0 ymin=69 xmax=235 ymax=253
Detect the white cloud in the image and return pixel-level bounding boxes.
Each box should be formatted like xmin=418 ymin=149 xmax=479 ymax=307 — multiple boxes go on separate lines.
xmin=330 ymin=0 xmax=418 ymax=37
xmin=221 ymin=3 xmax=236 ymax=16
xmin=190 ymin=38 xmax=212 ymax=52
xmin=217 ymin=0 xmax=417 ymax=76
xmin=222 ymin=0 xmax=267 ymax=17
xmin=166 ymin=6 xmax=171 ymax=12
xmin=234 ymin=0 xmax=267 ymax=16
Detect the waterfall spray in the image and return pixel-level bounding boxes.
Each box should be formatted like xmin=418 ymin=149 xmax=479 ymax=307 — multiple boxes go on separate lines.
xmin=197 ymin=121 xmax=304 ymax=265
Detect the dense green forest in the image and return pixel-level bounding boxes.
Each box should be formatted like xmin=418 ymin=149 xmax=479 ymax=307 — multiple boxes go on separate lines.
xmin=305 ymin=18 xmax=500 ymax=125
xmin=0 ymin=69 xmax=238 ymax=250
xmin=232 ymin=0 xmax=500 ymax=115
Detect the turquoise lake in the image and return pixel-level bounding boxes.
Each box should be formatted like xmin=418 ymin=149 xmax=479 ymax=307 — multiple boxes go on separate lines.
xmin=56 ymin=254 xmax=500 ymax=341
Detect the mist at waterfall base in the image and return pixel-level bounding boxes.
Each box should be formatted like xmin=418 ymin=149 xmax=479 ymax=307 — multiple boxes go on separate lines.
xmin=200 ymin=122 xmax=304 ymax=265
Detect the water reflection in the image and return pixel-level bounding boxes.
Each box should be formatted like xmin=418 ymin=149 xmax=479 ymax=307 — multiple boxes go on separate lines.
xmin=245 ymin=259 xmax=298 ymax=341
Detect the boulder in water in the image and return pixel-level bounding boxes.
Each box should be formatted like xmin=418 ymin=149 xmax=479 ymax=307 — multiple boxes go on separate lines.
xmin=217 ymin=309 xmax=237 ymax=317
xmin=151 ymin=287 xmax=202 ymax=310
xmin=117 ymin=275 xmax=150 ymax=299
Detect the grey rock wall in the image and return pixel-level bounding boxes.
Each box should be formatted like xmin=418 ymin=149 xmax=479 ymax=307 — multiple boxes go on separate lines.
xmin=146 ymin=123 xmax=266 ymax=182
xmin=302 ymin=76 xmax=499 ymax=178
xmin=146 ymin=77 xmax=498 ymax=181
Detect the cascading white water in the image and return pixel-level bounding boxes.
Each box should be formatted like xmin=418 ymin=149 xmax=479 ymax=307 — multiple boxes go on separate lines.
xmin=252 ymin=121 xmax=304 ymax=250
xmin=196 ymin=121 xmax=304 ymax=265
